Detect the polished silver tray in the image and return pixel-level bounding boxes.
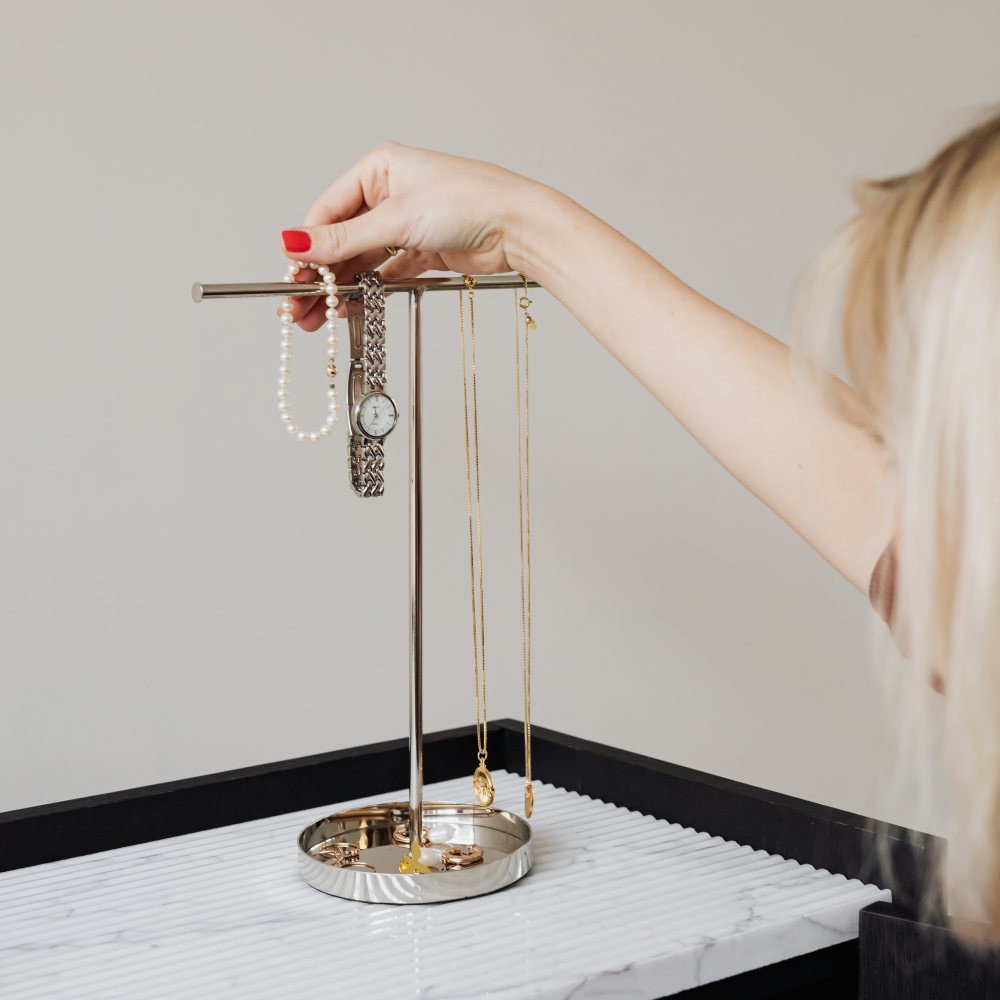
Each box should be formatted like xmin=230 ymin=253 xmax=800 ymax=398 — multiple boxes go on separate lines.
xmin=298 ymin=801 xmax=532 ymax=904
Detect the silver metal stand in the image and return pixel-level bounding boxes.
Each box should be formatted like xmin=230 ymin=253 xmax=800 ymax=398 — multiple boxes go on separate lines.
xmin=194 ymin=273 xmax=539 ymax=903
xmin=408 ymin=288 xmax=423 ymax=855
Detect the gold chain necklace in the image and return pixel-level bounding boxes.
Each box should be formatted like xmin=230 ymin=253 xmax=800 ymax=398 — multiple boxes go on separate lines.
xmin=460 ymin=275 xmax=494 ymax=807
xmin=516 ymin=276 xmax=536 ymax=818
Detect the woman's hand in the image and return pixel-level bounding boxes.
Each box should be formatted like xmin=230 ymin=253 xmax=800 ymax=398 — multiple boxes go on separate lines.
xmin=279 ymin=141 xmax=543 ymax=331
xmin=280 ymin=141 xmax=893 ymax=594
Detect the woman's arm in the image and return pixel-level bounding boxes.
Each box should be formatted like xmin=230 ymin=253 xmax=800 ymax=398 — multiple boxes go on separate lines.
xmin=281 ymin=142 xmax=893 ymax=593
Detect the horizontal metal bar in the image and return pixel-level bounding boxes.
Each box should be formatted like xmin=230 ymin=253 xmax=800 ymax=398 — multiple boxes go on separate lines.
xmin=192 ymin=275 xmax=540 ymax=303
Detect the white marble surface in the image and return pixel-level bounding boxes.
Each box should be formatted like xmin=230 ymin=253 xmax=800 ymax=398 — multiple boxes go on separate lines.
xmin=0 ymin=770 xmax=888 ymax=998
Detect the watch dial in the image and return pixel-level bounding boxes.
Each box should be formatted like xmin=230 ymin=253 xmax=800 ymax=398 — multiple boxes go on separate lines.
xmin=358 ymin=393 xmax=397 ymax=437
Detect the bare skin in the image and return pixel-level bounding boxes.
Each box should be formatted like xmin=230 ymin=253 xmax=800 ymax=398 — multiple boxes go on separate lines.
xmin=280 ymin=141 xmax=893 ymax=593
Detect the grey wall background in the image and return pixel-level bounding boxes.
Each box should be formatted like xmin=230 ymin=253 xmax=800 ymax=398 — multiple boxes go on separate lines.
xmin=1 ymin=1 xmax=997 ymax=828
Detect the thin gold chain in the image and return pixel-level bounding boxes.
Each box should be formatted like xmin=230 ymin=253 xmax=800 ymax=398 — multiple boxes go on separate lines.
xmin=516 ymin=276 xmax=536 ymax=805
xmin=460 ymin=276 xmax=487 ymax=765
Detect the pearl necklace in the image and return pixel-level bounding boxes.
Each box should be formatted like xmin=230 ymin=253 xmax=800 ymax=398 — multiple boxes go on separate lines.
xmin=277 ymin=262 xmax=340 ymax=441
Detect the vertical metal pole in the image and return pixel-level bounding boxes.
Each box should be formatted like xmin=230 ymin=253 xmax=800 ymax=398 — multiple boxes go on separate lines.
xmin=408 ymin=289 xmax=424 ymax=844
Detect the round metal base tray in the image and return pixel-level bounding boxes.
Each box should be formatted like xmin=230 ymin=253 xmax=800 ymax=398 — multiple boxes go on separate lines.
xmin=298 ymin=801 xmax=532 ymax=904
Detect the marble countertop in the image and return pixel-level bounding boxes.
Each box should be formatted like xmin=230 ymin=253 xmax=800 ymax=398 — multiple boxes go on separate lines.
xmin=0 ymin=769 xmax=888 ymax=998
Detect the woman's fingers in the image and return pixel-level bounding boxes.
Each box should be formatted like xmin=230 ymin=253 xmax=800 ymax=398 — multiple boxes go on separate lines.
xmin=378 ymin=249 xmax=442 ymax=282
xmin=328 ymin=246 xmax=401 ymax=283
xmin=303 ymin=142 xmax=400 ymax=228
xmin=275 ymin=142 xmax=524 ymax=330
xmin=281 ymin=195 xmax=414 ymax=268
xmin=290 ymin=294 xmax=328 ymax=332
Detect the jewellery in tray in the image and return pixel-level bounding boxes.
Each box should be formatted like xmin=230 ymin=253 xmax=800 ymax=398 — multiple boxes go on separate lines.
xmin=391 ymin=824 xmax=431 ymax=847
xmin=398 ymin=841 xmax=432 ymax=874
xmin=312 ymin=842 xmax=358 ymax=864
xmin=346 ymin=270 xmax=398 ymax=497
xmin=276 ymin=262 xmax=340 ymax=441
xmin=441 ymin=843 xmax=484 ymax=869
xmin=515 ymin=275 xmax=536 ymax=818
xmin=460 ymin=275 xmax=495 ymax=807
xmin=310 ymin=842 xmax=375 ymax=872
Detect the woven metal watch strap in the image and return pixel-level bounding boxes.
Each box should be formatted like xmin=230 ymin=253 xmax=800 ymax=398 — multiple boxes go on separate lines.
xmin=349 ymin=433 xmax=385 ymax=498
xmin=357 ymin=271 xmax=386 ymax=392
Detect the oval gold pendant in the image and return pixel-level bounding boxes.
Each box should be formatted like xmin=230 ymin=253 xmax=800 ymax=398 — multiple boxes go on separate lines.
xmin=524 ymin=781 xmax=534 ymax=819
xmin=473 ymin=764 xmax=495 ymax=806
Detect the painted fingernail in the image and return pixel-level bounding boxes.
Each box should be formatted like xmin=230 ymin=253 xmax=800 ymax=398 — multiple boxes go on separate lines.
xmin=282 ymin=230 xmax=311 ymax=253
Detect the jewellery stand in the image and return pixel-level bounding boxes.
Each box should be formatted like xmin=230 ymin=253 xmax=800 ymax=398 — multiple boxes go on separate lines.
xmin=193 ymin=274 xmax=539 ymax=903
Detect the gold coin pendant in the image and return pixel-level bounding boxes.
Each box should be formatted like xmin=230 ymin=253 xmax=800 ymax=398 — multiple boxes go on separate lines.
xmin=473 ymin=764 xmax=495 ymax=806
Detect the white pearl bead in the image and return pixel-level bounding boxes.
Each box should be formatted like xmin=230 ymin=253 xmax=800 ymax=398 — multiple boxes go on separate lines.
xmin=326 ymin=282 xmax=338 ymax=294
xmin=327 ymin=389 xmax=338 ymax=399
xmin=281 ymin=413 xmax=293 ymax=423
xmin=297 ymin=431 xmax=307 ymax=441
xmin=281 ymin=298 xmax=294 ymax=312
xmin=280 ymin=352 xmax=291 ymax=362
xmin=280 ymin=339 xmax=291 ymax=349
xmin=287 ymin=424 xmax=298 ymax=435
xmin=278 ymin=401 xmax=289 ymax=411
xmin=309 ymin=432 xmax=319 ymax=442
xmin=325 ymin=320 xmax=338 ymax=331
xmin=277 ymin=390 xmax=288 ymax=399
xmin=326 ymin=296 xmax=336 ymax=306
xmin=325 ymin=414 xmax=337 ymax=425
xmin=325 ymin=309 xmax=336 ymax=319
xmin=297 ymin=261 xmax=307 ymax=268
xmin=318 ymin=265 xmax=330 ymax=276
xmin=282 ymin=275 xmax=293 ymax=283
xmin=319 ymin=424 xmax=332 ymax=437
xmin=278 ymin=377 xmax=288 ymax=387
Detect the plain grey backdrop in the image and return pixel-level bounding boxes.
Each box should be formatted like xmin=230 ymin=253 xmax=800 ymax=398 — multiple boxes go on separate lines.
xmin=1 ymin=1 xmax=998 ymax=828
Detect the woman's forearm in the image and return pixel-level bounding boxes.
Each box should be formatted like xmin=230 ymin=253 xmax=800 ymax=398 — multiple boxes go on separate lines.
xmin=283 ymin=145 xmax=893 ymax=592
xmin=505 ymin=183 xmax=893 ymax=592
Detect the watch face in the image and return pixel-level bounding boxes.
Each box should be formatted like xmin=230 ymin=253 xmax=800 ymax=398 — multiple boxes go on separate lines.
xmin=358 ymin=392 xmax=397 ymax=438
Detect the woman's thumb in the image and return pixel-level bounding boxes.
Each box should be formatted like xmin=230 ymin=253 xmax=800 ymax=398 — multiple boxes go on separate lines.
xmin=280 ymin=200 xmax=406 ymax=265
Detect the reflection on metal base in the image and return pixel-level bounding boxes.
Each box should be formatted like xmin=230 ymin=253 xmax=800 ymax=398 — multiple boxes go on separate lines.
xmin=298 ymin=801 xmax=532 ymax=904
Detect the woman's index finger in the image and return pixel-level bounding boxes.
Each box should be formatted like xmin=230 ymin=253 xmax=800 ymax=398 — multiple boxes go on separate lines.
xmin=303 ymin=145 xmax=396 ymax=227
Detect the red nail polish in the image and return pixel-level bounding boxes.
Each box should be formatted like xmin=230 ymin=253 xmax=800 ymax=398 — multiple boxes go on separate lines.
xmin=282 ymin=230 xmax=311 ymax=253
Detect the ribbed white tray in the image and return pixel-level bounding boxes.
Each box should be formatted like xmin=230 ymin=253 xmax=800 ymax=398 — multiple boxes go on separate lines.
xmin=0 ymin=769 xmax=888 ymax=999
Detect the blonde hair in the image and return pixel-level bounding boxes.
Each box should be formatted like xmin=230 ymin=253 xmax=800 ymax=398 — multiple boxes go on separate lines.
xmin=801 ymin=109 xmax=1000 ymax=937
